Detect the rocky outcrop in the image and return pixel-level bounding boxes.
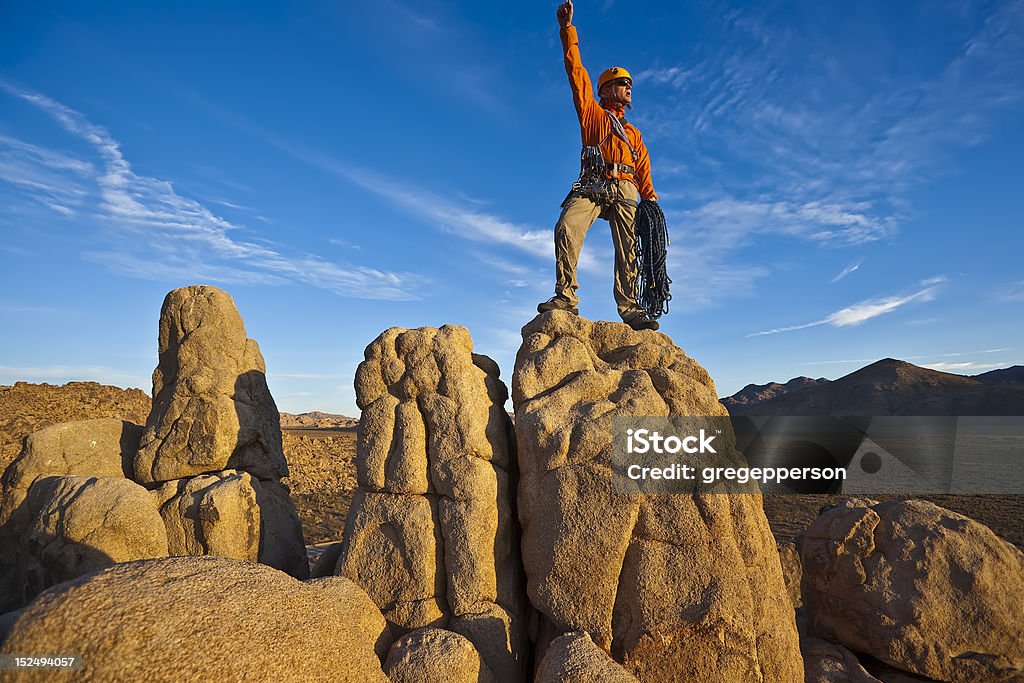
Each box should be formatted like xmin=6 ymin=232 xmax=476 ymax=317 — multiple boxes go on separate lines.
xmin=801 ymin=498 xmax=1024 ymax=682
xmin=534 ymin=632 xmax=640 ymax=683
xmin=154 ymin=470 xmax=262 ymax=561
xmin=0 ymin=286 xmax=309 ymax=611
xmin=0 ymin=557 xmax=391 ymax=682
xmin=0 ymin=418 xmax=140 ymax=530
xmin=134 ymin=285 xmax=287 ymax=484
xmin=0 ymin=419 xmax=149 ymax=611
xmin=337 ymin=325 xmax=526 ymax=681
xmin=13 ymin=475 xmax=168 ymax=609
xmin=384 ymin=628 xmax=495 ymax=683
xmin=513 ymin=312 xmax=802 ymax=681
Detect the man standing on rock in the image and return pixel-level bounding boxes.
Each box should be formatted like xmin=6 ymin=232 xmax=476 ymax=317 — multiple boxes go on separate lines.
xmin=538 ymin=0 xmax=661 ymax=331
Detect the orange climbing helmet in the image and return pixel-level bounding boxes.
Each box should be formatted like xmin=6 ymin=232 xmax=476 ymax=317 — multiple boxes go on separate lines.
xmin=598 ymin=66 xmax=632 ymax=93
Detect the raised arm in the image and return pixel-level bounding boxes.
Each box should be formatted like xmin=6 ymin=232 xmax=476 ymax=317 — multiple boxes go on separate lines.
xmin=557 ymin=1 xmax=603 ymax=136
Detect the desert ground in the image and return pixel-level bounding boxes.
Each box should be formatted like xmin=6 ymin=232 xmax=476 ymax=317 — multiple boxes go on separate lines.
xmin=3 ymin=381 xmax=1021 ymax=553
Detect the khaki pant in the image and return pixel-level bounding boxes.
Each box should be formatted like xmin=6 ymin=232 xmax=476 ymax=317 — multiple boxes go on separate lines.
xmin=553 ymin=180 xmax=643 ymax=321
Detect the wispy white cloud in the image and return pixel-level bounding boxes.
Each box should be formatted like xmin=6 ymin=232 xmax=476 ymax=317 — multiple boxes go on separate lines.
xmin=634 ymin=0 xmax=1024 ymax=258
xmin=805 ymin=347 xmax=1011 ymax=366
xmin=328 ymin=238 xmax=363 ymax=250
xmin=229 ymin=132 xmax=594 ymax=275
xmin=0 ymin=80 xmax=425 ymax=301
xmin=681 ymin=197 xmax=891 ymax=249
xmin=831 ymin=259 xmax=862 ymax=283
xmin=921 ymin=361 xmax=1006 ymax=372
xmin=749 ymin=277 xmax=946 ymax=336
xmin=996 ymin=280 xmax=1024 ymax=303
xmin=0 ymin=304 xmax=63 ymax=314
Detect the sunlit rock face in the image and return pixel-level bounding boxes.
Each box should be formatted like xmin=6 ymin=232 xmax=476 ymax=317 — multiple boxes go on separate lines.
xmin=802 ymin=498 xmax=1024 ymax=682
xmin=339 ymin=324 xmax=527 ymax=682
xmin=513 ymin=311 xmax=802 ymax=682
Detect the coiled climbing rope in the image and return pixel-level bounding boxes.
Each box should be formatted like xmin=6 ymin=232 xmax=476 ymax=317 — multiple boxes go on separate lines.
xmin=634 ymin=199 xmax=672 ymax=319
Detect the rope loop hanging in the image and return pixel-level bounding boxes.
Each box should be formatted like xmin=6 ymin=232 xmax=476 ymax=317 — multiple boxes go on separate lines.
xmin=634 ymin=199 xmax=672 ymax=319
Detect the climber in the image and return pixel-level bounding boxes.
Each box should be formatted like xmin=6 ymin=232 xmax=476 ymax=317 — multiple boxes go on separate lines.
xmin=538 ymin=0 xmax=664 ymax=331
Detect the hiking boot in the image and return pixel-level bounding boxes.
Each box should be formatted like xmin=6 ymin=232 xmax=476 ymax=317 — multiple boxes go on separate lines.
xmin=625 ymin=314 xmax=660 ymax=331
xmin=537 ymin=296 xmax=579 ymax=315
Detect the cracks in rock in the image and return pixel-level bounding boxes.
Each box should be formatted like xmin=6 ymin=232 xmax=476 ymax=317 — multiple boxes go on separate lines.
xmin=521 ymin=369 xmax=588 ymax=406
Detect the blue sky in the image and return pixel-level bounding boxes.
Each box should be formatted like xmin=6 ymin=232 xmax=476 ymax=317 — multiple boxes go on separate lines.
xmin=1 ymin=0 xmax=1022 ymax=416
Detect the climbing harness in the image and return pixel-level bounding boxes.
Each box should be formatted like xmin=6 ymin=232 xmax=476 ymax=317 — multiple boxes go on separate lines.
xmin=562 ymin=110 xmax=639 ymax=208
xmin=634 ymin=199 xmax=672 ymax=319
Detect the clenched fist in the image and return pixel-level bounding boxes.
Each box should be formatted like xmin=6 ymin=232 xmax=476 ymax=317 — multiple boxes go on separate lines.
xmin=556 ymin=0 xmax=573 ymax=27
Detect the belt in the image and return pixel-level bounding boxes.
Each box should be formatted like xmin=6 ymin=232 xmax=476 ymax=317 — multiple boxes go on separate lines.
xmin=606 ymin=162 xmax=635 ymax=175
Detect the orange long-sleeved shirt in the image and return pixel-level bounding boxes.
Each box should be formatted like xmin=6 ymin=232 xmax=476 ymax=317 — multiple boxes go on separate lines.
xmin=560 ymin=25 xmax=657 ymax=202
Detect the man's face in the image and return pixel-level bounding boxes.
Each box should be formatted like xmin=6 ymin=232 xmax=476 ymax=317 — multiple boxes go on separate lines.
xmin=604 ymin=79 xmax=632 ymax=106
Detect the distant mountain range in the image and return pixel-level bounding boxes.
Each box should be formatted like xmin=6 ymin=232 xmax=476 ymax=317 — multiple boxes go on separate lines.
xmin=721 ymin=359 xmax=1024 ymax=416
xmin=279 ymin=411 xmax=358 ymax=429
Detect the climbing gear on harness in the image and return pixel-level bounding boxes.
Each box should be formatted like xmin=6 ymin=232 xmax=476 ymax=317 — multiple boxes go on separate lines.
xmin=598 ymin=67 xmax=633 ymax=93
xmin=563 ymin=110 xmax=639 ymax=207
xmin=564 ymin=145 xmax=619 ymax=206
xmin=537 ymin=296 xmax=579 ymax=315
xmin=634 ymin=199 xmax=672 ymax=320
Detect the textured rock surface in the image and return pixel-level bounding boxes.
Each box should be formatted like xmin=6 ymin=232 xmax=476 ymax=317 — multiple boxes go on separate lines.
xmin=134 ymin=285 xmax=287 ymax=484
xmin=5 ymin=475 xmax=168 ymax=611
xmin=802 ymin=498 xmax=1024 ymax=682
xmin=155 ymin=470 xmax=261 ymax=561
xmin=0 ymin=418 xmax=141 ymax=531
xmin=535 ymin=632 xmax=640 ymax=683
xmin=801 ymin=638 xmax=881 ymax=683
xmin=154 ymin=472 xmax=308 ymax=579
xmin=0 ymin=287 xmax=310 ymax=611
xmin=513 ymin=312 xmax=802 ymax=681
xmin=384 ymin=628 xmax=495 ymax=683
xmin=1 ymin=557 xmax=389 ymax=682
xmin=339 ymin=325 xmax=526 ymax=681
xmin=779 ymin=541 xmax=803 ymax=610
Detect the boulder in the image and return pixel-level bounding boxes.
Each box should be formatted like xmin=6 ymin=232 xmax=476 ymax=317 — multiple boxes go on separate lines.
xmin=0 ymin=556 xmax=390 ymax=682
xmin=3 ymin=475 xmax=168 ymax=611
xmin=339 ymin=325 xmax=526 ymax=682
xmin=801 ymin=498 xmax=1024 ymax=682
xmin=0 ymin=418 xmax=141 ymax=530
xmin=0 ymin=418 xmax=144 ymax=611
xmin=801 ymin=637 xmax=881 ymax=683
xmin=154 ymin=471 xmax=308 ymax=579
xmin=383 ymin=628 xmax=495 ymax=683
xmin=134 ymin=285 xmax=287 ymax=484
xmin=513 ymin=312 xmax=802 ymax=681
xmin=535 ymin=632 xmax=640 ymax=683
xmin=154 ymin=471 xmax=262 ymax=561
